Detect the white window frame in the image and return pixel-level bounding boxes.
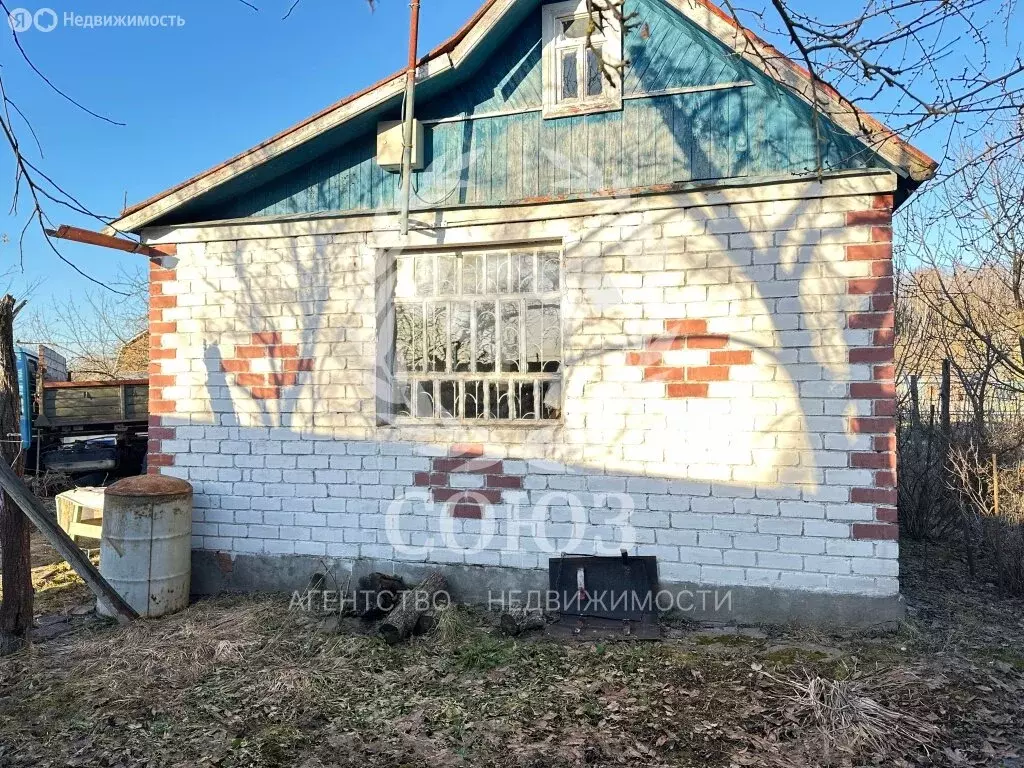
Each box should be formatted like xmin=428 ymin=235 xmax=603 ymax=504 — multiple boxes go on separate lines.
xmin=542 ymin=0 xmax=623 ymax=119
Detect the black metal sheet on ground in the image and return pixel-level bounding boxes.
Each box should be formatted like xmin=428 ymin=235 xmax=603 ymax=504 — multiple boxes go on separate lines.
xmin=544 ymin=615 xmax=661 ymax=641
xmin=548 ymin=555 xmax=658 ymax=622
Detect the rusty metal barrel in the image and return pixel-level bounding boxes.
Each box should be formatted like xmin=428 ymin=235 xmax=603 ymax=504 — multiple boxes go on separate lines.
xmin=97 ymin=475 xmax=193 ymax=618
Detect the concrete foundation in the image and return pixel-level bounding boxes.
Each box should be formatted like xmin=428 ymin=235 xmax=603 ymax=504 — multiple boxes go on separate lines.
xmin=191 ymin=550 xmax=905 ymax=628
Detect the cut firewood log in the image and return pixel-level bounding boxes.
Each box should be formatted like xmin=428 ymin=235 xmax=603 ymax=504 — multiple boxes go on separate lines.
xmin=379 ymin=571 xmax=447 ymax=645
xmin=499 ymin=606 xmax=545 ymax=636
xmin=355 ymin=572 xmax=406 ymax=618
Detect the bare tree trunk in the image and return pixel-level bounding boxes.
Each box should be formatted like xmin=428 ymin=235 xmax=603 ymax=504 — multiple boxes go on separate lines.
xmin=0 ymin=294 xmax=31 ymax=655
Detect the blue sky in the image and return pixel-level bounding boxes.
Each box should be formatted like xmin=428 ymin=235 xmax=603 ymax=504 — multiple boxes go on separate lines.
xmin=0 ymin=0 xmax=1017 ymax=317
xmin=0 ymin=0 xmax=482 ymax=307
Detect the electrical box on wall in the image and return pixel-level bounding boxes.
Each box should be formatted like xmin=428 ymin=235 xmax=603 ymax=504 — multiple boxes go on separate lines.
xmin=377 ymin=120 xmax=424 ymax=172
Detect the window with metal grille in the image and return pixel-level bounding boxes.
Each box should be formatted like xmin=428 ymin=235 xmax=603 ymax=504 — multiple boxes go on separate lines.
xmin=390 ymin=249 xmax=563 ymax=422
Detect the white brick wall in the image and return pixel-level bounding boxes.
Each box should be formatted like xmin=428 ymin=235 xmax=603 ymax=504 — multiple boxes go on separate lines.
xmin=147 ymin=172 xmax=900 ymax=597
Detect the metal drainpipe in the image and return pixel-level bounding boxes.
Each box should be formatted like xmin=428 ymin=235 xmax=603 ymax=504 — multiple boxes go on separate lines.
xmin=399 ymin=0 xmax=421 ymax=237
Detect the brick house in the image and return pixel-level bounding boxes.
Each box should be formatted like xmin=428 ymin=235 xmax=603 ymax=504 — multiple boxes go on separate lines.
xmin=106 ymin=0 xmax=935 ymax=622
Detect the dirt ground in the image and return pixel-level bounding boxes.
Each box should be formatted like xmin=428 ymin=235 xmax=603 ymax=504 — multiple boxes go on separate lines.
xmin=0 ymin=539 xmax=1021 ymax=767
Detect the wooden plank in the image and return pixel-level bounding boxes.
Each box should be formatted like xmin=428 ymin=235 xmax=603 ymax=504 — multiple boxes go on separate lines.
xmin=0 ymin=458 xmax=137 ymax=622
xmin=522 ymin=113 xmax=540 ymax=198
xmin=506 ymin=113 xmax=523 ymax=202
xmin=570 ymin=116 xmax=586 ymax=195
xmin=491 ymin=116 xmax=508 ymax=203
xmin=42 ymin=378 xmax=148 ymax=390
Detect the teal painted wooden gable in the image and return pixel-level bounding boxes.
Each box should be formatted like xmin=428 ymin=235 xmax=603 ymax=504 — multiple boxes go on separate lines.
xmin=181 ymin=0 xmax=888 ymax=224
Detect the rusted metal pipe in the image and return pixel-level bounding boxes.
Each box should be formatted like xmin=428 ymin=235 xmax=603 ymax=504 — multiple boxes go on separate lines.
xmin=44 ymin=224 xmax=169 ymax=259
xmin=399 ymin=0 xmax=421 ymax=237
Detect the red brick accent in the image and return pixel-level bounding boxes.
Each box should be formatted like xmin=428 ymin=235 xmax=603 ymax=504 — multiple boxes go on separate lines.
xmin=687 ymin=366 xmax=730 ymax=382
xmin=846 ymin=210 xmax=890 ymax=226
xmin=848 ymin=311 xmax=894 ymax=330
xmin=626 ymin=351 xmax=662 ymax=366
xmin=849 ymin=347 xmax=893 ymax=364
xmin=452 ymin=502 xmax=483 ymax=520
xmin=667 ymin=383 xmax=709 ymax=398
xmin=432 ymin=487 xmax=502 ymax=504
xmin=710 ymin=350 xmax=753 ymax=366
xmin=665 ymin=319 xmax=708 ymax=335
xmin=851 ymin=487 xmax=897 ymax=505
xmin=643 ymin=366 xmax=684 ymax=381
xmin=852 ymin=523 xmax=898 ymax=540
xmin=850 ymin=418 xmax=895 ymax=434
xmin=148 ymin=259 xmax=178 ymax=474
xmin=624 ymin=318 xmax=754 ymax=398
xmin=214 ymin=332 xmax=314 ymax=401
xmin=851 ymin=451 xmax=896 ymax=470
xmin=871 ymin=294 xmax=894 ymax=311
xmin=415 ymin=448 xmax=524 ymax=516
xmin=873 ymin=399 xmax=896 ymax=417
xmin=872 ymin=435 xmax=896 ymax=452
xmin=450 ymin=443 xmax=485 ymax=457
xmin=850 ymin=382 xmax=895 ymax=398
xmin=875 ymin=507 xmax=898 ymax=523
xmin=871 ymin=226 xmax=893 ymax=243
xmin=874 ymin=470 xmax=896 ymax=488
xmin=846 ymin=223 xmax=898 ymax=533
xmin=284 ymin=358 xmax=315 ymax=372
xmin=847 ymin=277 xmax=893 ymax=295
xmin=487 ymin=474 xmax=523 ymax=489
xmin=432 ymin=457 xmax=503 ymax=474
xmin=148 ymin=413 xmax=178 ymax=474
xmin=148 ymin=426 xmax=176 ymax=441
xmin=846 ymin=244 xmax=892 ymax=261
xmin=150 ymin=243 xmax=177 ymax=256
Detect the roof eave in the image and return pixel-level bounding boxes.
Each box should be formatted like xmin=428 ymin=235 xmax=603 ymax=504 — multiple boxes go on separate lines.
xmin=106 ymin=0 xmax=936 ymax=235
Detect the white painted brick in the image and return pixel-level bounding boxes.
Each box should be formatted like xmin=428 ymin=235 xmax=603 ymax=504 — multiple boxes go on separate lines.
xmin=734 ymin=534 xmax=779 ymax=551
xmin=679 ymin=546 xmax=724 ymax=564
xmin=851 ymin=558 xmax=899 ymax=577
xmin=778 ymin=572 xmax=829 ymax=591
xmin=670 ymin=513 xmax=714 ymax=529
xmin=724 ymin=550 xmax=757 ymax=567
xmin=658 ymin=562 xmax=701 ymax=582
xmin=803 ymin=521 xmax=850 ymax=538
xmin=152 ymin=182 xmax=898 ymax=599
xmin=700 ymin=566 xmax=747 ymax=585
xmin=757 ymin=518 xmax=803 ymax=536
xmin=780 ymin=536 xmax=827 ymax=555
xmin=656 ymin=529 xmax=698 ymax=546
xmin=757 ymin=551 xmax=804 ymax=570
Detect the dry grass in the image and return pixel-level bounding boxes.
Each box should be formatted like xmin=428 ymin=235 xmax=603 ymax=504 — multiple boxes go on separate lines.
xmin=0 ymin=589 xmax=1017 ymax=768
xmin=433 ymin=602 xmax=469 ymax=645
xmin=752 ymin=663 xmax=943 ymax=764
xmin=0 ymin=542 xmax=1021 ymax=766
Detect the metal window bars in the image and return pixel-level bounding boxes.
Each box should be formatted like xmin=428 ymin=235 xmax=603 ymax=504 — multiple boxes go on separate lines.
xmin=393 ymin=249 xmax=562 ymax=422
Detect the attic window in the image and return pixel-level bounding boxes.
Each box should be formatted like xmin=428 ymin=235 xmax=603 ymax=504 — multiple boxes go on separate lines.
xmin=542 ymin=0 xmax=623 ymax=119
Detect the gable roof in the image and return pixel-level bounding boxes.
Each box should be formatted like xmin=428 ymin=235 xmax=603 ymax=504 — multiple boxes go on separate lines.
xmin=106 ymin=0 xmax=936 ymax=235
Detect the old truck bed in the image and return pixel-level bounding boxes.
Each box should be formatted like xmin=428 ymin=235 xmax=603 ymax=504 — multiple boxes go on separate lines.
xmin=36 ymin=379 xmax=149 ymax=433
